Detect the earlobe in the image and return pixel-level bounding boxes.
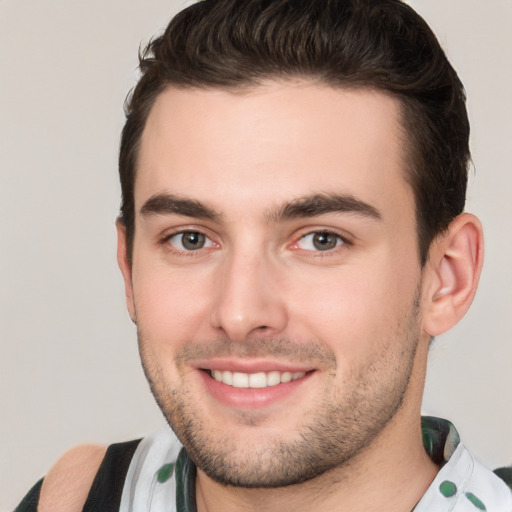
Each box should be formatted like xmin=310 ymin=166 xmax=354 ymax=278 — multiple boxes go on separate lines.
xmin=422 ymin=213 xmax=484 ymax=337
xmin=116 ymin=219 xmax=137 ymax=323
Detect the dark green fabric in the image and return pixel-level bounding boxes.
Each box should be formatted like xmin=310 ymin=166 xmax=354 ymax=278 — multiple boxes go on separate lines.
xmin=421 ymin=416 xmax=456 ymax=465
xmin=14 ymin=477 xmax=43 ymax=512
xmin=175 ymin=447 xmax=198 ymax=512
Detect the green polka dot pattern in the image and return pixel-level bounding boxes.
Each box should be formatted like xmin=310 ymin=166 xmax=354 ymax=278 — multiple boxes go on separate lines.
xmin=439 ymin=480 xmax=457 ymax=497
xmin=438 ymin=480 xmax=488 ymax=510
xmin=157 ymin=463 xmax=175 ymax=484
xmin=465 ymin=492 xmax=486 ymax=510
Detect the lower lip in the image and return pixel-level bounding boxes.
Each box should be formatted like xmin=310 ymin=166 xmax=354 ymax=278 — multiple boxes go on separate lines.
xmin=198 ymin=370 xmax=313 ymax=409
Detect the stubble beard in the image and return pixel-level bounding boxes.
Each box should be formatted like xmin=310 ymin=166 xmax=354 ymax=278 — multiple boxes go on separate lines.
xmin=138 ymin=298 xmax=422 ymax=488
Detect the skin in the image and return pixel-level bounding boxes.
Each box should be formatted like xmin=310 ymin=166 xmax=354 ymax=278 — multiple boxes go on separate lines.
xmin=39 ymin=80 xmax=483 ymax=512
xmin=38 ymin=444 xmax=106 ymax=512
xmin=117 ymin=80 xmax=469 ymax=512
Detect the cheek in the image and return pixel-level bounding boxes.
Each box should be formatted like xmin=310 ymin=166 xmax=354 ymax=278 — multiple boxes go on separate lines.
xmin=131 ymin=260 xmax=214 ymax=345
xmin=294 ymin=274 xmax=385 ymax=347
xmin=133 ymin=266 xmax=214 ymax=391
xmin=290 ymin=256 xmax=419 ymax=359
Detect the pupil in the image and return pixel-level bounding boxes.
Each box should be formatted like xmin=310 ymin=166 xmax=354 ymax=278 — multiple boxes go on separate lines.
xmin=183 ymin=232 xmax=205 ymax=250
xmin=313 ymin=233 xmax=336 ymax=250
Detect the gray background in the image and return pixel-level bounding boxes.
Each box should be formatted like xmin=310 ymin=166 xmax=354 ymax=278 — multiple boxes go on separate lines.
xmin=1 ymin=1 xmax=511 ymax=510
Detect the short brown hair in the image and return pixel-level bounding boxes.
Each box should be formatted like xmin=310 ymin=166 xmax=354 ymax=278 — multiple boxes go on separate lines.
xmin=119 ymin=0 xmax=470 ymax=266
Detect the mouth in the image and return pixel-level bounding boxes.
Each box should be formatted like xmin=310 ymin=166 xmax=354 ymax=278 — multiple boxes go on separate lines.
xmin=209 ymin=369 xmax=307 ymax=389
xmin=197 ymin=363 xmax=315 ymax=410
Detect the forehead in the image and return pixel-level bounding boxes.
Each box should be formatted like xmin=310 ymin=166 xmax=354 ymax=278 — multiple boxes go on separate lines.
xmin=136 ymin=81 xmax=412 ymax=221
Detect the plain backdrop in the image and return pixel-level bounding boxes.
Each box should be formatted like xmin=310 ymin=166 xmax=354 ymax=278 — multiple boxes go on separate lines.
xmin=1 ymin=0 xmax=511 ymax=510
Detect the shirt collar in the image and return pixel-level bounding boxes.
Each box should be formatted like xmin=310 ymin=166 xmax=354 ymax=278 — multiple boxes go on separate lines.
xmin=172 ymin=417 xmax=511 ymax=512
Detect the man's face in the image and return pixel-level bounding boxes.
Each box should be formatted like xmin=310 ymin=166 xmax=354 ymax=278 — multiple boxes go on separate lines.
xmin=120 ymin=81 xmax=430 ymax=486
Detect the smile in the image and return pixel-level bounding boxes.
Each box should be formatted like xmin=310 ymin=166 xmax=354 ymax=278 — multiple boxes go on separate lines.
xmin=210 ymin=370 xmax=306 ymax=388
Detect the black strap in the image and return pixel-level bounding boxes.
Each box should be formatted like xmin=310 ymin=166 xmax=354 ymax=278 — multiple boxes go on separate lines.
xmin=82 ymin=439 xmax=141 ymax=512
xmin=13 ymin=440 xmax=141 ymax=512
xmin=494 ymin=466 xmax=512 ymax=490
xmin=14 ymin=478 xmax=44 ymax=512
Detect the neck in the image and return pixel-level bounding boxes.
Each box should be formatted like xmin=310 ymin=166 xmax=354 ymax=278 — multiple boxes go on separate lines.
xmin=195 ymin=413 xmax=438 ymax=512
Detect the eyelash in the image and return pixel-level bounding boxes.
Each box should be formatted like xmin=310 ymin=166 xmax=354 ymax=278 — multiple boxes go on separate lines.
xmin=159 ymin=228 xmax=351 ymax=257
xmin=290 ymin=230 xmax=351 ymax=256
xmin=160 ymin=230 xmax=218 ymax=256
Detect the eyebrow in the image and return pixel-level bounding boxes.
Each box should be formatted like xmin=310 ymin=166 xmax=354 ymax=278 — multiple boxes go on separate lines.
xmin=140 ymin=193 xmax=222 ymax=221
xmin=267 ymin=193 xmax=382 ymax=223
xmin=139 ymin=191 xmax=381 ymax=224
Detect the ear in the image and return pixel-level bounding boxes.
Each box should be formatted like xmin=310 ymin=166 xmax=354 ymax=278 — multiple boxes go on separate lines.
xmin=116 ymin=219 xmax=136 ymax=323
xmin=422 ymin=213 xmax=484 ymax=337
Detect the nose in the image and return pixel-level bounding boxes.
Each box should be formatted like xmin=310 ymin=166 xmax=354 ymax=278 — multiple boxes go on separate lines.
xmin=209 ymin=250 xmax=288 ymax=343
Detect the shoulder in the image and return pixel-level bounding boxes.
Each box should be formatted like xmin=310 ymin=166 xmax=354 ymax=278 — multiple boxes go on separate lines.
xmin=38 ymin=444 xmax=107 ymax=512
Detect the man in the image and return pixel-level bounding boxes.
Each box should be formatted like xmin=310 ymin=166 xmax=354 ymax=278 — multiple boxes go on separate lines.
xmin=15 ymin=0 xmax=512 ymax=510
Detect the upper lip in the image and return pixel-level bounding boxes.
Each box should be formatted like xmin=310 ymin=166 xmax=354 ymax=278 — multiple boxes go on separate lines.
xmin=193 ymin=357 xmax=315 ymax=374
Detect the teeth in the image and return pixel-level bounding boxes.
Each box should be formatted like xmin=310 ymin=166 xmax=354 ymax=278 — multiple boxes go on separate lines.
xmin=267 ymin=371 xmax=281 ymax=386
xmin=281 ymin=371 xmax=292 ymax=383
xmin=222 ymin=370 xmax=233 ymax=385
xmin=210 ymin=370 xmax=306 ymax=388
xmin=232 ymin=372 xmax=249 ymax=388
xmin=248 ymin=372 xmax=267 ymax=388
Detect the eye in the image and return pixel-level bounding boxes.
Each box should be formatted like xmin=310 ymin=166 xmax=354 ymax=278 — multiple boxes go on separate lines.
xmin=167 ymin=231 xmax=215 ymax=251
xmin=296 ymin=231 xmax=345 ymax=251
